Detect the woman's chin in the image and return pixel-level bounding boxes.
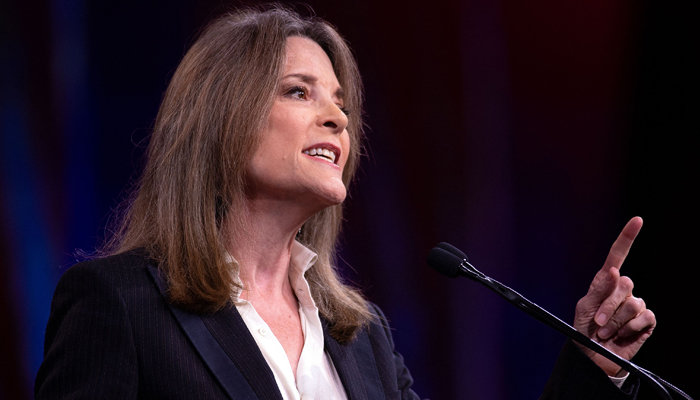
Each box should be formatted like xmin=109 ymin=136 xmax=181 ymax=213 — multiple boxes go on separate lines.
xmin=311 ymin=186 xmax=347 ymax=209
xmin=323 ymin=191 xmax=347 ymax=208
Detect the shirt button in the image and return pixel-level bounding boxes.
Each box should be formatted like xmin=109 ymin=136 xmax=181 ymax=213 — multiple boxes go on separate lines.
xmin=258 ymin=327 xmax=268 ymax=336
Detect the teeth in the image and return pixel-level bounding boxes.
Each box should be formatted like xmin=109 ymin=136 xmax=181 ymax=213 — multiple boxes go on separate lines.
xmin=303 ymin=148 xmax=337 ymax=164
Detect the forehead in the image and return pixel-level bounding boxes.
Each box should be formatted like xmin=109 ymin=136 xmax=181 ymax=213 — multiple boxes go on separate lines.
xmin=283 ymin=36 xmax=340 ymax=88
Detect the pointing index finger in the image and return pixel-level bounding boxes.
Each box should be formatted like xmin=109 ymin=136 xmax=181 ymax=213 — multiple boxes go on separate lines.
xmin=590 ymin=217 xmax=643 ymax=290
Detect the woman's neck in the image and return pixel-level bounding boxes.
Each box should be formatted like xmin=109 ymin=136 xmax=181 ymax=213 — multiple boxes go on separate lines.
xmin=225 ymin=198 xmax=312 ymax=304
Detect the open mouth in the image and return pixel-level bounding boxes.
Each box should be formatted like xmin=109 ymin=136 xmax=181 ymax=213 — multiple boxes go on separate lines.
xmin=302 ymin=144 xmax=340 ymax=165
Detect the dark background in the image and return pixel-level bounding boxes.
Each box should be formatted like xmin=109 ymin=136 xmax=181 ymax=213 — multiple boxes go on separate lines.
xmin=0 ymin=0 xmax=696 ymax=399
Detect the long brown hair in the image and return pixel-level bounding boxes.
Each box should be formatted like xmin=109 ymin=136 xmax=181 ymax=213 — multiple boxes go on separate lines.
xmin=104 ymin=5 xmax=371 ymax=342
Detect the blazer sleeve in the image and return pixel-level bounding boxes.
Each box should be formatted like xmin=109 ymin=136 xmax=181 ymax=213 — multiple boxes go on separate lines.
xmin=35 ymin=263 xmax=139 ymax=399
xmin=539 ymin=339 xmax=640 ymax=400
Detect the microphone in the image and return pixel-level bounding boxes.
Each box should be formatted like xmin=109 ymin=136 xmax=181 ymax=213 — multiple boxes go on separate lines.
xmin=436 ymin=242 xmax=467 ymax=260
xmin=427 ymin=242 xmax=692 ymax=400
xmin=426 ymin=247 xmax=464 ymax=278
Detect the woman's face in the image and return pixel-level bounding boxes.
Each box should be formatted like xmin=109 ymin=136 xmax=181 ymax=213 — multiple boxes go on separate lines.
xmin=247 ymin=36 xmax=350 ymax=210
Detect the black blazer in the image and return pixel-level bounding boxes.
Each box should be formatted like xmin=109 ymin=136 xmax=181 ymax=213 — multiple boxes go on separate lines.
xmin=35 ymin=250 xmax=639 ymax=399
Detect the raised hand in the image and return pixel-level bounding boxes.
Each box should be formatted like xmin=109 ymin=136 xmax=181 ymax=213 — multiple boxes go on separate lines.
xmin=573 ymin=217 xmax=657 ymax=376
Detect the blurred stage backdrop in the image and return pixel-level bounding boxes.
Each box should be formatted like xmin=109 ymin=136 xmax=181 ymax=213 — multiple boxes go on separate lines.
xmin=0 ymin=0 xmax=696 ymax=399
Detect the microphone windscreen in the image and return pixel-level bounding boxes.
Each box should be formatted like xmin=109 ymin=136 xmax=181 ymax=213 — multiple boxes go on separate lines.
xmin=427 ymin=247 xmax=464 ymax=278
xmin=436 ymin=242 xmax=468 ymax=262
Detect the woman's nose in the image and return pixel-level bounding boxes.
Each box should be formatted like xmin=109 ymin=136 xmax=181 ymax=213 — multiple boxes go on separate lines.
xmin=319 ymin=101 xmax=349 ymax=134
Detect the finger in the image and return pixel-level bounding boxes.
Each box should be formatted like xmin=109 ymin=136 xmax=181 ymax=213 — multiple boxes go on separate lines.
xmin=603 ymin=217 xmax=642 ymax=272
xmin=594 ymin=274 xmax=634 ymax=327
xmin=618 ymin=309 xmax=656 ymax=338
xmin=597 ymin=295 xmax=645 ymax=340
xmin=590 ymin=217 xmax=643 ymax=290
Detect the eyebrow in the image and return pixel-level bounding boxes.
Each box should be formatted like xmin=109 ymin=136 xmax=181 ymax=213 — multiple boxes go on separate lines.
xmin=282 ymin=73 xmax=345 ymax=100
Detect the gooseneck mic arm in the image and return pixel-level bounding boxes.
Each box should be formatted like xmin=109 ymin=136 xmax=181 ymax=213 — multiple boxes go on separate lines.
xmin=427 ymin=243 xmax=692 ymax=400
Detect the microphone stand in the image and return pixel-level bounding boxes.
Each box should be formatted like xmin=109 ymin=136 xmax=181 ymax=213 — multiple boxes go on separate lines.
xmin=433 ymin=246 xmax=692 ymax=400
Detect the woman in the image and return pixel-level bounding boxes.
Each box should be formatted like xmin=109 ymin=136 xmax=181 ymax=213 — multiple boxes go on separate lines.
xmin=35 ymin=6 xmax=655 ymax=400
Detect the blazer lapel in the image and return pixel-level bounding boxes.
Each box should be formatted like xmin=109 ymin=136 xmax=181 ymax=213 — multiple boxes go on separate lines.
xmin=323 ymin=321 xmax=386 ymax=400
xmin=201 ymin=306 xmax=283 ymax=400
xmin=148 ymin=265 xmax=282 ymax=400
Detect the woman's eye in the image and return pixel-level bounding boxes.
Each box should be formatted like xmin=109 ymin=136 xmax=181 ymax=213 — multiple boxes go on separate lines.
xmin=338 ymin=106 xmax=351 ymax=116
xmin=286 ymin=86 xmax=307 ymax=99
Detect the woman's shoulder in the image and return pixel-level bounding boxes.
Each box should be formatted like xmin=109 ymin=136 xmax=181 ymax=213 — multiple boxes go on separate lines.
xmin=68 ymin=248 xmax=151 ymax=270
xmin=58 ymin=248 xmax=156 ymax=291
xmin=364 ymin=302 xmax=394 ymax=344
xmin=47 ymin=248 xmax=168 ymax=323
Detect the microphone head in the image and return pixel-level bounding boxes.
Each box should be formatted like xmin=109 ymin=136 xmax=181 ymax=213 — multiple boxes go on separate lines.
xmin=436 ymin=242 xmax=468 ymax=262
xmin=427 ymin=247 xmax=465 ymax=278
